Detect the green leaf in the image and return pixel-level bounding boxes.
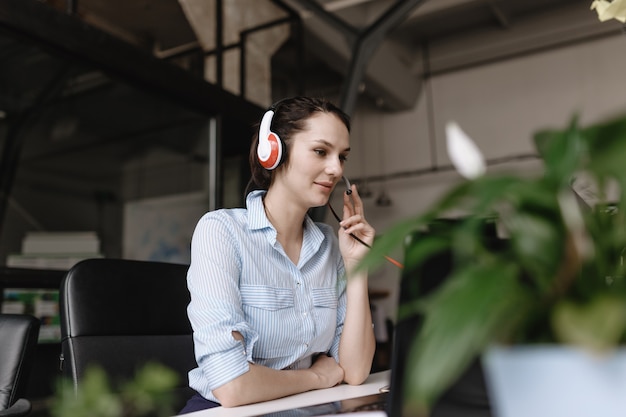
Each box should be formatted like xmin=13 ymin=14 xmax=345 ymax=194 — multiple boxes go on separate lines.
xmin=358 ymin=181 xmax=475 ymax=273
xmin=585 ymin=115 xmax=626 ymax=182
xmin=534 ymin=115 xmax=586 ymax=186
xmin=552 ymin=295 xmax=626 ymax=351
xmin=121 ymin=363 xmax=179 ymax=417
xmin=465 ymin=176 xmax=528 ymax=214
xmin=51 ymin=364 xmax=178 ymax=417
xmin=403 ymin=233 xmax=452 ymax=273
xmin=504 ymin=209 xmax=565 ymax=291
xmin=51 ymin=367 xmax=122 ymax=417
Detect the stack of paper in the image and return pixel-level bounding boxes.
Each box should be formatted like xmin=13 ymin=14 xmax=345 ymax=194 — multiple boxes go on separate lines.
xmin=6 ymin=231 xmax=103 ymax=270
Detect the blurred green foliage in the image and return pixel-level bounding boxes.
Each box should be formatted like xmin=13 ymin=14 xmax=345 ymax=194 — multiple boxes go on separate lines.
xmin=51 ymin=363 xmax=179 ymax=417
xmin=362 ymin=114 xmax=626 ymax=413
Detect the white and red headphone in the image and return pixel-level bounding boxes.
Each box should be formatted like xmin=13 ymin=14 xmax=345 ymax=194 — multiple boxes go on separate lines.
xmin=257 ymin=107 xmax=284 ymax=170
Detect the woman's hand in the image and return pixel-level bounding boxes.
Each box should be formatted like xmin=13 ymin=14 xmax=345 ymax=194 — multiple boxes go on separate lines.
xmin=338 ymin=184 xmax=375 ymax=265
xmin=310 ymin=354 xmax=344 ymax=389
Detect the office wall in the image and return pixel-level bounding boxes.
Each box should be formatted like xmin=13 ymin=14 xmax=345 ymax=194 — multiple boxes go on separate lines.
xmin=330 ymin=33 xmax=626 ymax=322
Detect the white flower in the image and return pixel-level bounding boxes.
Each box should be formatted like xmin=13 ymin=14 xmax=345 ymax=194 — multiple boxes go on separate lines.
xmin=591 ymin=0 xmax=626 ymax=23
xmin=445 ymin=121 xmax=486 ymax=180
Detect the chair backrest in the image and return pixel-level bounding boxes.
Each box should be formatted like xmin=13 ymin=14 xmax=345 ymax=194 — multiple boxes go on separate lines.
xmin=0 ymin=314 xmax=40 ymax=411
xmin=59 ymin=258 xmax=196 ymax=409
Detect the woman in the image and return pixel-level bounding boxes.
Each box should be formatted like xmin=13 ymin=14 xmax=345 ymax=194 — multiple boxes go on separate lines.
xmin=180 ymin=96 xmax=376 ymax=413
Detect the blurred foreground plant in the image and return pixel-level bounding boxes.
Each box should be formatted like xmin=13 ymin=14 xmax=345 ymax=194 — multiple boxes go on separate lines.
xmin=360 ymin=112 xmax=626 ymax=415
xmin=51 ymin=363 xmax=179 ymax=417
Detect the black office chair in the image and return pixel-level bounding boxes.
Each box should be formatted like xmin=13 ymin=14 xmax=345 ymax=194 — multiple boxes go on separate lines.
xmin=0 ymin=314 xmax=40 ymax=417
xmin=59 ymin=258 xmax=196 ymax=410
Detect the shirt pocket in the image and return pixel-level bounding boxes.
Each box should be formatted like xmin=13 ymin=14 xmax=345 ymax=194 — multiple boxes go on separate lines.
xmin=240 ymin=285 xmax=296 ymax=359
xmin=311 ymin=287 xmax=338 ymax=309
xmin=311 ymin=287 xmax=338 ymax=348
xmin=240 ymin=285 xmax=294 ymax=311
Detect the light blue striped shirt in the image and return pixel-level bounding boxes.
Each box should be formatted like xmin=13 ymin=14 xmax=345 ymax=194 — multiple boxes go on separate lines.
xmin=186 ymin=190 xmax=347 ymax=403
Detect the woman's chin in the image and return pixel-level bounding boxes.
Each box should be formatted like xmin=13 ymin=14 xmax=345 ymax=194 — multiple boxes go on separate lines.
xmin=309 ymin=197 xmax=330 ymax=209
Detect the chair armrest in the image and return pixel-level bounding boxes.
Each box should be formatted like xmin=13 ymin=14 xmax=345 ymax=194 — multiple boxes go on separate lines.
xmin=0 ymin=398 xmax=32 ymax=417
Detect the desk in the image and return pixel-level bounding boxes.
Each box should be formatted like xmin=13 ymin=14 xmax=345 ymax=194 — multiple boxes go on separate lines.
xmin=185 ymin=370 xmax=390 ymax=417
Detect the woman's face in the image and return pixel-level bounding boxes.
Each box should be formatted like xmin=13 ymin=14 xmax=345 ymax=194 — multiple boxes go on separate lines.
xmin=277 ymin=112 xmax=350 ymax=208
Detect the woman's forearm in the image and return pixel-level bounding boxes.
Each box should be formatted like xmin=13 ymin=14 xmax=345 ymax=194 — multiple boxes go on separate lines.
xmin=213 ymin=355 xmax=344 ymax=407
xmin=338 ymin=267 xmax=376 ymax=385
xmin=214 ymin=364 xmax=316 ymax=407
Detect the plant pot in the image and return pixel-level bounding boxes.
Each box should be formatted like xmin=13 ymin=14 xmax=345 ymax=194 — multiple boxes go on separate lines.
xmin=483 ymin=345 xmax=626 ymax=417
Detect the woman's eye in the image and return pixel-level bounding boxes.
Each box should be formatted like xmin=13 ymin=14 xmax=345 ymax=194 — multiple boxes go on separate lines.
xmin=314 ymin=149 xmax=326 ymax=156
xmin=340 ymin=155 xmax=348 ymax=162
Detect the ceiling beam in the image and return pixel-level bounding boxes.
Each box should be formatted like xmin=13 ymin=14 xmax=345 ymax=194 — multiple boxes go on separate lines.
xmin=0 ymin=0 xmax=264 ymax=124
xmin=0 ymin=66 xmax=72 ymax=235
xmin=340 ymin=0 xmax=426 ymax=115
xmin=284 ymin=0 xmax=423 ymax=113
xmin=422 ymin=2 xmax=617 ymax=77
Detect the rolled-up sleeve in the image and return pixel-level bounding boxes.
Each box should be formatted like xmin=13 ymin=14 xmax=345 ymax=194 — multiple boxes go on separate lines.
xmin=187 ymin=213 xmax=259 ymax=395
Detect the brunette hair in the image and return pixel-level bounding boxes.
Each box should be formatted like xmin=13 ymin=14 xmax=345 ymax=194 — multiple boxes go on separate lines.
xmin=245 ymin=96 xmax=350 ymax=194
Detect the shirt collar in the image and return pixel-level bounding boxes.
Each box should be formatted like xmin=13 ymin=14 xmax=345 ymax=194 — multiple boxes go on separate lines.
xmin=247 ymin=190 xmax=272 ymax=232
xmin=246 ymin=190 xmax=326 ymax=255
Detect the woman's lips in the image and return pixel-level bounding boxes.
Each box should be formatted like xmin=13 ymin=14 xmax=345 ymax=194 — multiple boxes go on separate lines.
xmin=315 ymin=181 xmax=334 ymax=192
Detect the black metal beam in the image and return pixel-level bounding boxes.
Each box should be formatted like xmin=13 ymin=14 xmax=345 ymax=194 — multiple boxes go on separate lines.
xmin=340 ymin=0 xmax=426 ymax=115
xmin=292 ymin=17 xmax=305 ymax=96
xmin=276 ymin=0 xmax=424 ymax=115
xmin=0 ymin=66 xmax=72 ymax=235
xmin=66 ymin=0 xmax=77 ymax=16
xmin=0 ymin=0 xmax=264 ymax=124
xmin=264 ymin=1 xmax=306 ymax=97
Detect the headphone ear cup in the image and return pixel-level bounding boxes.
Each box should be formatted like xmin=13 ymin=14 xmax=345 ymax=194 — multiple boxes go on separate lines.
xmin=257 ymin=110 xmax=284 ymax=170
xmin=259 ymin=132 xmax=283 ymax=170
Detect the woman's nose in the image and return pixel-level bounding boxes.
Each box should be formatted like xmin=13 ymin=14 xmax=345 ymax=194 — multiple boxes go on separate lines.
xmin=326 ymin=158 xmax=343 ymax=176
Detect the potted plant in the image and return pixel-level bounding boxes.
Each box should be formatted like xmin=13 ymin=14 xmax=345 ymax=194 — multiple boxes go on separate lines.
xmin=361 ymin=110 xmax=626 ymax=417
